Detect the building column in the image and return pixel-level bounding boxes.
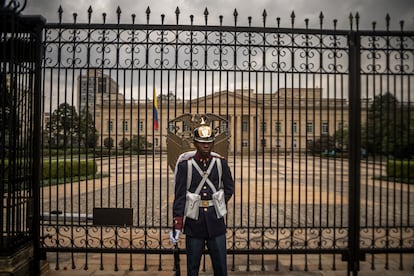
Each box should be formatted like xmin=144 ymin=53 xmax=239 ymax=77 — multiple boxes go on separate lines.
xmin=249 ymin=115 xmax=256 ymax=153
xmin=234 ymin=115 xmax=241 ymax=154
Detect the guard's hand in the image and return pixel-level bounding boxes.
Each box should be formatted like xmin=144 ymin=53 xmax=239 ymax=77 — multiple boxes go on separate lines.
xmin=169 ymin=230 xmax=181 ymax=244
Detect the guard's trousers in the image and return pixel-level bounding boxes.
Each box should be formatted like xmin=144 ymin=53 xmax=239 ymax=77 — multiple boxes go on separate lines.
xmin=186 ymin=234 xmax=227 ymax=276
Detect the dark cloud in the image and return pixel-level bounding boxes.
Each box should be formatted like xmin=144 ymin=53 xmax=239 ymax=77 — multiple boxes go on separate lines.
xmin=24 ymin=0 xmax=413 ymax=29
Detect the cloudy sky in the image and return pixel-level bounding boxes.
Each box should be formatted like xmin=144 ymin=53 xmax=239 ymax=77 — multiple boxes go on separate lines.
xmin=21 ymin=0 xmax=414 ymax=106
xmin=25 ymin=0 xmax=414 ymax=30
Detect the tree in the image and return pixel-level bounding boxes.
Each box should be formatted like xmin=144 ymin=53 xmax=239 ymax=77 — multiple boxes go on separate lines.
xmin=362 ymin=92 xmax=414 ymax=158
xmin=307 ymin=134 xmax=336 ymax=155
xmin=157 ymin=91 xmax=177 ymax=103
xmin=79 ymin=108 xmax=98 ymax=148
xmin=103 ymin=137 xmax=114 ymax=150
xmin=45 ymin=103 xmax=79 ymax=148
xmin=119 ymin=137 xmax=130 ymax=150
xmin=131 ymin=135 xmax=152 ymax=152
xmin=334 ymin=127 xmax=349 ymax=152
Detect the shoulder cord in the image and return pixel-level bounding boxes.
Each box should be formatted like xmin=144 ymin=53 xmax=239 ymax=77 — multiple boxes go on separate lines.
xmin=187 ymin=157 xmax=223 ymax=194
xmin=187 ymin=158 xmax=216 ymax=194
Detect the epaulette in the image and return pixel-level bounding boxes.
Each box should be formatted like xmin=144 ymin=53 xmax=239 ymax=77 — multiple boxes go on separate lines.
xmin=211 ymin=152 xmax=224 ymax=159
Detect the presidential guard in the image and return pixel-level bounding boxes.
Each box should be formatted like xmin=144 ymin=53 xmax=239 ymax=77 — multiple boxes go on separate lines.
xmin=169 ymin=119 xmax=234 ymax=276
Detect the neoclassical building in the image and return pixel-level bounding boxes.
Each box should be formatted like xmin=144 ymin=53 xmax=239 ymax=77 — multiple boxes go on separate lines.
xmin=94 ymin=87 xmax=361 ymax=154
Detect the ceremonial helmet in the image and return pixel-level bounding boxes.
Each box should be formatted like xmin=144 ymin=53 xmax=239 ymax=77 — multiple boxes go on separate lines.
xmin=193 ymin=118 xmax=215 ymax=143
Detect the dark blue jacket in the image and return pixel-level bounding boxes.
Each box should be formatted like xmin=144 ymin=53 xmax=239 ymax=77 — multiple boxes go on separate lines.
xmin=173 ymin=155 xmax=234 ymax=238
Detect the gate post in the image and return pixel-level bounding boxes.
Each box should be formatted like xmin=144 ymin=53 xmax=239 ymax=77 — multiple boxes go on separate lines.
xmin=31 ymin=14 xmax=46 ymax=275
xmin=0 ymin=1 xmax=45 ymax=275
xmin=347 ymin=29 xmax=362 ymax=275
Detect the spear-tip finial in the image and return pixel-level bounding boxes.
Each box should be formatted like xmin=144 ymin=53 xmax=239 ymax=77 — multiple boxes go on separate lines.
xmin=355 ymin=12 xmax=360 ymax=30
xmin=319 ymin=11 xmax=324 ymax=27
xmin=57 ymin=5 xmax=63 ymax=22
xmin=233 ymin=9 xmax=238 ymax=25
xmin=290 ymin=11 xmax=295 ymax=27
xmin=116 ymin=6 xmax=121 ymax=22
xmin=87 ymin=6 xmax=93 ymax=23
xmin=175 ymin=6 xmax=180 ymax=24
xmin=204 ymin=7 xmax=209 ymax=24
xmin=385 ymin=13 xmax=390 ymax=30
xmin=262 ymin=9 xmax=267 ymax=26
xmin=146 ymin=6 xmax=151 ymax=23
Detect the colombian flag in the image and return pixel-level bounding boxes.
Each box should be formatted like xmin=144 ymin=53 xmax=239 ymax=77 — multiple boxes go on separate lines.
xmin=153 ymin=88 xmax=159 ymax=130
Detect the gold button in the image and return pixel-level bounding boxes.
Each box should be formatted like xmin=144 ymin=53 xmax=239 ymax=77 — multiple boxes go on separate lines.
xmin=203 ymin=193 xmax=207 ymax=196
xmin=204 ymin=208 xmax=208 ymax=212
xmin=203 ymin=186 xmax=207 ymax=189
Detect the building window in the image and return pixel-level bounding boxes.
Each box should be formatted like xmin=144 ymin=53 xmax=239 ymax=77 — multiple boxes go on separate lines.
xmin=242 ymin=121 xmax=248 ymax=132
xmin=292 ymin=122 xmax=297 ymax=133
xmin=97 ymin=78 xmax=107 ymax=94
xmin=275 ymin=122 xmax=281 ymax=133
xmin=322 ymin=122 xmax=329 ymax=134
xmin=183 ymin=122 xmax=190 ymax=132
xmin=122 ymin=120 xmax=128 ymax=132
xmin=107 ymin=121 xmax=113 ymax=132
xmin=220 ymin=121 xmax=228 ymax=133
xmin=139 ymin=121 xmax=144 ymax=132
xmin=242 ymin=140 xmax=248 ymax=147
xmin=261 ymin=122 xmax=267 ymax=132
xmin=154 ymin=138 xmax=159 ymax=147
xmin=276 ymin=139 xmax=281 ymax=147
xmin=168 ymin=122 xmax=175 ymax=132
xmin=261 ymin=139 xmax=266 ymax=147
xmin=306 ymin=122 xmax=313 ymax=133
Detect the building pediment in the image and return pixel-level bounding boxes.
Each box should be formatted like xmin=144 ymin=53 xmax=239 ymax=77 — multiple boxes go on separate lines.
xmin=189 ymin=89 xmax=257 ymax=107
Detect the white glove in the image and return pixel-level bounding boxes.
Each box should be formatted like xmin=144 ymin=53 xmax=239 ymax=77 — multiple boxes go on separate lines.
xmin=169 ymin=230 xmax=181 ymax=244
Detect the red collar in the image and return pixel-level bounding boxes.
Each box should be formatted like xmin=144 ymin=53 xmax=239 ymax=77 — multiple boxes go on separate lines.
xmin=194 ymin=152 xmax=211 ymax=163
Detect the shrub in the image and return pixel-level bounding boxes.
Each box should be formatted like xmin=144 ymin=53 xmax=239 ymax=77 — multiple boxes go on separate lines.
xmin=41 ymin=159 xmax=97 ymax=180
xmin=387 ymin=160 xmax=414 ymax=180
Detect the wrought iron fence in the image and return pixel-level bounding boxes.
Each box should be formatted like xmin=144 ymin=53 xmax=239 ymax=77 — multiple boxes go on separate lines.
xmin=29 ymin=5 xmax=414 ymax=274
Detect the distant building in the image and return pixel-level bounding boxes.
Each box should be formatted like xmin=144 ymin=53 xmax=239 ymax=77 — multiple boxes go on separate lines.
xmin=77 ymin=69 xmax=122 ymax=111
xmin=94 ymin=87 xmax=364 ymax=154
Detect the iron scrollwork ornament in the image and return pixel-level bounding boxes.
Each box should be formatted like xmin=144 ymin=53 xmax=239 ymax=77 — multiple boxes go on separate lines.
xmin=0 ymin=0 xmax=27 ymax=14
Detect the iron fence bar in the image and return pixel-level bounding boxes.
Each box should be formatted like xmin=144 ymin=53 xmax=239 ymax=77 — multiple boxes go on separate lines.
xmin=348 ymin=30 xmax=362 ymax=275
xmin=230 ymin=12 xmax=238 ymax=272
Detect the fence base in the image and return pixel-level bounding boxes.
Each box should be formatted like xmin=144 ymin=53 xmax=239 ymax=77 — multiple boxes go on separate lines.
xmin=0 ymin=243 xmax=48 ymax=276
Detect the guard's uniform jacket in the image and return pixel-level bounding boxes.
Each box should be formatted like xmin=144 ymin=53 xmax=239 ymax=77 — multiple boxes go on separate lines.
xmin=173 ymin=153 xmax=234 ymax=238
